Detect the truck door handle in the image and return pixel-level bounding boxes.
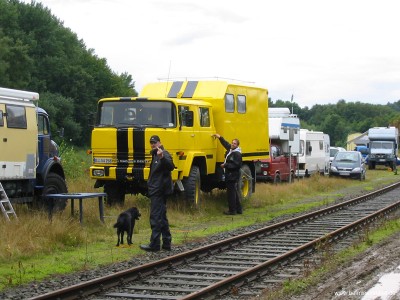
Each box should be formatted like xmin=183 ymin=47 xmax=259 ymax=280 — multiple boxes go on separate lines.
xmin=3 ymin=138 xmax=7 ymax=142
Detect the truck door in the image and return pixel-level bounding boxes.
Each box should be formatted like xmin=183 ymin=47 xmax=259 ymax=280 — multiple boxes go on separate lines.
xmin=37 ymin=111 xmax=53 ymax=171
xmin=178 ymin=105 xmax=195 ymax=151
xmin=0 ymin=104 xmax=37 ymax=179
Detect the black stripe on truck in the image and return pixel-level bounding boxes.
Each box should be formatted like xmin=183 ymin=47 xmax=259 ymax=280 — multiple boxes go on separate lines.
xmin=116 ymin=128 xmax=129 ymax=180
xmin=133 ymin=129 xmax=145 ymax=179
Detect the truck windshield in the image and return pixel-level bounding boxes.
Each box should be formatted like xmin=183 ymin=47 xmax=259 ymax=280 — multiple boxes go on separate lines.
xmin=370 ymin=141 xmax=393 ymax=150
xmin=97 ymin=100 xmax=176 ymax=128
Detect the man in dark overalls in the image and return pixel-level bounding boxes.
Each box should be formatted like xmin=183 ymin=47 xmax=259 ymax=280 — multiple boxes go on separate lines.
xmin=140 ymin=135 xmax=175 ymax=252
xmin=213 ymin=133 xmax=243 ymax=215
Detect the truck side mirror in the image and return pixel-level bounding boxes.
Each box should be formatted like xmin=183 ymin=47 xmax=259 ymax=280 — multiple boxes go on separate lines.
xmin=185 ymin=111 xmax=194 ymax=127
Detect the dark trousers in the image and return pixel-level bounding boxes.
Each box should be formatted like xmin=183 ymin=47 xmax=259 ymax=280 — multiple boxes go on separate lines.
xmin=149 ymin=192 xmax=171 ymax=248
xmin=226 ymin=180 xmax=242 ymax=213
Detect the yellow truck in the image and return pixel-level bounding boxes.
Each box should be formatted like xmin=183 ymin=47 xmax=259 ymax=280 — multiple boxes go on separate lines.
xmin=89 ymin=80 xmax=270 ymax=205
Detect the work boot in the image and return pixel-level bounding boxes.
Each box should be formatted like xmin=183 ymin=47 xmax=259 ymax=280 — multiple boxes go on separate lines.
xmin=140 ymin=244 xmax=160 ymax=252
xmin=223 ymin=211 xmax=236 ymax=215
xmin=162 ymin=244 xmax=171 ymax=251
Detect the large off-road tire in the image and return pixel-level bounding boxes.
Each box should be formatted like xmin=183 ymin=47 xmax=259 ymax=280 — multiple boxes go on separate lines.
xmin=40 ymin=173 xmax=68 ymax=211
xmin=240 ymin=164 xmax=253 ymax=200
xmin=273 ymin=174 xmax=281 ymax=184
xmin=182 ymin=165 xmax=201 ymax=207
xmin=104 ymin=181 xmax=125 ymax=206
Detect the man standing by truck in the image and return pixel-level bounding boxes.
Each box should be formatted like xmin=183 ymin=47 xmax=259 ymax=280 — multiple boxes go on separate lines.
xmin=213 ymin=133 xmax=243 ymax=215
xmin=140 ymin=135 xmax=175 ymax=252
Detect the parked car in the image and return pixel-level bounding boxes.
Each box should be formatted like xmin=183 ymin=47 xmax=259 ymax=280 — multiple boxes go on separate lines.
xmin=329 ymin=146 xmax=346 ymax=164
xmin=329 ymin=151 xmax=366 ymax=180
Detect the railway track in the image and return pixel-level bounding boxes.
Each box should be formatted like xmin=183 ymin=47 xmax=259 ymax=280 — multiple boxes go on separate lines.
xmin=30 ymin=182 xmax=400 ymax=300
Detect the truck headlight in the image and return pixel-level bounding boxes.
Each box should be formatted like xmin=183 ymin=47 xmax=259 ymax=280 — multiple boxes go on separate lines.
xmin=92 ymin=169 xmax=105 ymax=177
xmin=330 ymin=166 xmax=338 ymax=172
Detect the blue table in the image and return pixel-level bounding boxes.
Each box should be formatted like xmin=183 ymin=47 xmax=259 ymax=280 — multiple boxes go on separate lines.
xmin=45 ymin=193 xmax=106 ymax=224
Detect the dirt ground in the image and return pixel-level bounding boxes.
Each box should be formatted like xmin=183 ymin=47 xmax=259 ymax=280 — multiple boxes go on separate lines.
xmin=286 ymin=222 xmax=400 ymax=300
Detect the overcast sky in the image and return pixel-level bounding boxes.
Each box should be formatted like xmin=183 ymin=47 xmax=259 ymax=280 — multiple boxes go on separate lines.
xmin=24 ymin=0 xmax=400 ymax=107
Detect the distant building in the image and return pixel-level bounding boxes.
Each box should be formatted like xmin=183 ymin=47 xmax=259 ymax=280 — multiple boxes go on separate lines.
xmin=346 ymin=132 xmax=369 ymax=150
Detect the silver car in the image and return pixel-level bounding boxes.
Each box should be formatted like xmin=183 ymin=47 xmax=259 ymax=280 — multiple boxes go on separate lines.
xmin=329 ymin=151 xmax=366 ymax=180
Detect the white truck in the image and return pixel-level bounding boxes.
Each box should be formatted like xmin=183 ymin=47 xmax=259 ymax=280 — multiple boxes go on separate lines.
xmin=297 ymin=129 xmax=330 ymax=177
xmin=256 ymin=108 xmax=300 ymax=183
xmin=367 ymin=126 xmax=398 ymax=171
xmin=268 ymin=108 xmax=300 ymax=153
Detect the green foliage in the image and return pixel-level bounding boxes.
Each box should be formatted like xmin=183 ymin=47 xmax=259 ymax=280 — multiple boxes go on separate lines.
xmin=58 ymin=142 xmax=91 ymax=180
xmin=0 ymin=0 xmax=137 ymax=146
xmin=271 ymin=99 xmax=400 ymax=146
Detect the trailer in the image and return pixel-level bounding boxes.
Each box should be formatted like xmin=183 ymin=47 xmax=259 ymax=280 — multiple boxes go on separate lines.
xmin=297 ymin=129 xmax=330 ymax=177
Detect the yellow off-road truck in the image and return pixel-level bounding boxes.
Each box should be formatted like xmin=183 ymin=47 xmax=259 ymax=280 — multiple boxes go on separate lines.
xmin=89 ymin=80 xmax=269 ymax=206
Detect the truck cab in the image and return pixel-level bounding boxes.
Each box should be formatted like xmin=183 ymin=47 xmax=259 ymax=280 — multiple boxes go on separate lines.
xmin=367 ymin=126 xmax=398 ymax=171
xmin=257 ymin=143 xmax=297 ymax=183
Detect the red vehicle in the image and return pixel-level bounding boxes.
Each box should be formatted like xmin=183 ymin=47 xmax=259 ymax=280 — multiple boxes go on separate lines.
xmin=256 ymin=143 xmax=297 ymax=183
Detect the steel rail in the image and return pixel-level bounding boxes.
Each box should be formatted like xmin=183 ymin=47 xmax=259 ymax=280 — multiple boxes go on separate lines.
xmin=181 ymin=199 xmax=400 ymax=299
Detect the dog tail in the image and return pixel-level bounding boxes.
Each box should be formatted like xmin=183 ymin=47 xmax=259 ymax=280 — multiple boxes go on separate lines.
xmin=113 ymin=222 xmax=121 ymax=228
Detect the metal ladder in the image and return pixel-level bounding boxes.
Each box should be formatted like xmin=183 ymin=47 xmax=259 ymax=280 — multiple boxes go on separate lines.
xmin=0 ymin=182 xmax=17 ymax=221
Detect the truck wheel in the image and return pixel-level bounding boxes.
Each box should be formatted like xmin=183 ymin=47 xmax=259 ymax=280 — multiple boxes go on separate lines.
xmin=240 ymin=164 xmax=253 ymax=200
xmin=289 ymin=171 xmax=295 ymax=183
xmin=42 ymin=173 xmax=68 ymax=212
xmin=182 ymin=165 xmax=201 ymax=207
xmin=273 ymin=174 xmax=281 ymax=184
xmin=104 ymin=182 xmax=125 ymax=206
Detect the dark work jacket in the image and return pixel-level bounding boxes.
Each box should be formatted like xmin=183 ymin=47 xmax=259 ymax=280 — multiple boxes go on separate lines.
xmin=219 ymin=136 xmax=242 ymax=182
xmin=147 ymin=146 xmax=175 ymax=196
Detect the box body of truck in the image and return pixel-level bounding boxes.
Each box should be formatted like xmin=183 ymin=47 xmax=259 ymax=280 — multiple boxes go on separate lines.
xmin=0 ymin=87 xmax=67 ymax=209
xmin=367 ymin=126 xmax=398 ymax=170
xmin=297 ymin=129 xmax=330 ymax=177
xmin=90 ymin=80 xmax=270 ymax=205
xmin=256 ymin=108 xmax=299 ymax=183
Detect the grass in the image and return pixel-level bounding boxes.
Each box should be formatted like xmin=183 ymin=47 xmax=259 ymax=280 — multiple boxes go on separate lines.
xmin=0 ymin=148 xmax=399 ymax=290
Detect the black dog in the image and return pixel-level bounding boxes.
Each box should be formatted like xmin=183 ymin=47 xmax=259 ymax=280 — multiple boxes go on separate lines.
xmin=113 ymin=207 xmax=141 ymax=246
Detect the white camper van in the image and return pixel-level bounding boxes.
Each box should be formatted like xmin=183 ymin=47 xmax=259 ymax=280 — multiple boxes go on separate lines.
xmin=297 ymin=129 xmax=330 ymax=177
